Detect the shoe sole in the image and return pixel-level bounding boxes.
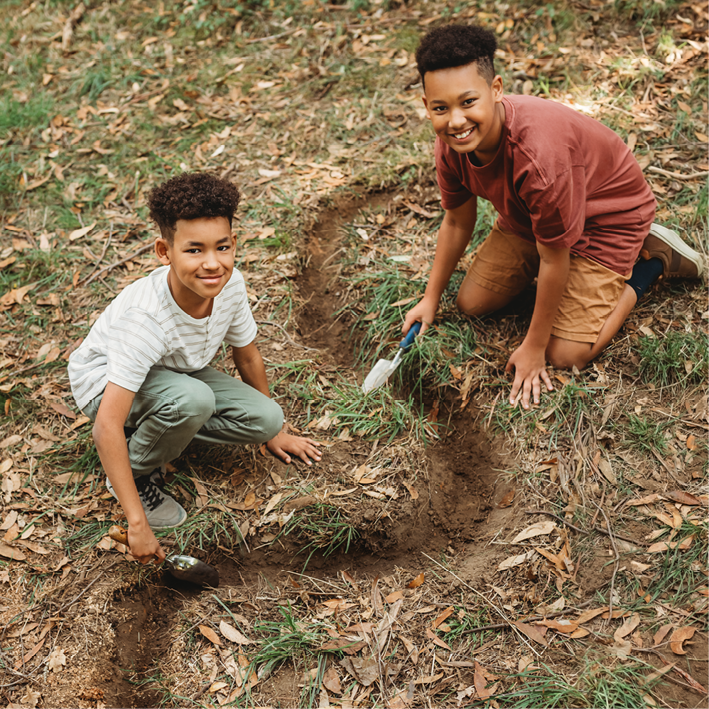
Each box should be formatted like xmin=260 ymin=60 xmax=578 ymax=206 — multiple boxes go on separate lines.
xmin=649 ymin=223 xmax=706 ymax=279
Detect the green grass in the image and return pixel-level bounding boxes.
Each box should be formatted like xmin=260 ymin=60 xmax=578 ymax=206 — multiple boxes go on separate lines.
xmin=498 ymin=658 xmax=667 ymax=708
xmin=278 ymin=502 xmax=359 ymax=568
xmin=636 ymin=330 xmax=708 ymax=387
xmin=311 ymin=380 xmax=427 ymax=442
xmin=642 ymin=519 xmax=708 ymax=607
xmin=249 ymin=603 xmax=334 ymax=680
xmin=623 ymin=414 xmax=669 ymax=455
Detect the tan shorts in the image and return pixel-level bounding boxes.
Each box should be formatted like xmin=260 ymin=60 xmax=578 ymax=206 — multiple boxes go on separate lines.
xmin=464 ymin=221 xmax=629 ymax=344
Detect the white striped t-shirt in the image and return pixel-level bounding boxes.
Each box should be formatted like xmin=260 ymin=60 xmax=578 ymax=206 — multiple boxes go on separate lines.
xmin=68 ymin=265 xmax=257 ymax=410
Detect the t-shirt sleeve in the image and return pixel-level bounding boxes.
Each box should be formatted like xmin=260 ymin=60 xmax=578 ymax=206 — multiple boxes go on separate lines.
xmin=525 ymin=165 xmax=586 ymax=249
xmin=223 ymin=271 xmax=258 ymax=348
xmin=435 ymin=138 xmax=474 ymax=211
xmin=105 ymin=309 xmax=168 ymax=392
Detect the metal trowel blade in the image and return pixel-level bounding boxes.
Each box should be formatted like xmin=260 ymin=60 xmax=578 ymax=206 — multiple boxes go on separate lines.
xmin=362 ymin=357 xmax=397 ymax=394
xmin=166 ymin=554 xmax=220 ymax=587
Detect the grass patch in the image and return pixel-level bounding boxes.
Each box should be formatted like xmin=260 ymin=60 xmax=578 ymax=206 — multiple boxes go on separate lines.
xmin=312 ymin=380 xmax=427 ymax=442
xmin=499 ymin=658 xmax=665 ymax=708
xmin=636 ymin=330 xmax=708 ymax=387
xmin=278 ymin=502 xmax=359 ymax=568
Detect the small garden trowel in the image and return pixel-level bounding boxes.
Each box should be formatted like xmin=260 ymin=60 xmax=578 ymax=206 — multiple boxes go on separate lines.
xmin=109 ymin=525 xmax=219 ymax=587
xmin=362 ymin=321 xmax=421 ymax=394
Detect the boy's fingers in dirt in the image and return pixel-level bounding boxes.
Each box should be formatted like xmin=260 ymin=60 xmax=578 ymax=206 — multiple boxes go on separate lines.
xmin=541 ymin=369 xmax=554 ymax=392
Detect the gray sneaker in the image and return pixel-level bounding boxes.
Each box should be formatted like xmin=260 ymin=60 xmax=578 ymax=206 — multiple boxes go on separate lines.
xmin=106 ymin=470 xmax=187 ymax=530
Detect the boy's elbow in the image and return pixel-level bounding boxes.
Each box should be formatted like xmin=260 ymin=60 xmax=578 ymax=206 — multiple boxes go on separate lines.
xmin=92 ymin=419 xmax=105 ymax=448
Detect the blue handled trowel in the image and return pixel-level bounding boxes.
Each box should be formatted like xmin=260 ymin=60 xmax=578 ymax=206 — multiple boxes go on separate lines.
xmin=362 ymin=322 xmax=421 ymax=394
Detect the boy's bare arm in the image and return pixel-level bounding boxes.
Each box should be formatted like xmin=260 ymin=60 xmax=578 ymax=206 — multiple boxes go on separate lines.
xmin=231 ymin=341 xmax=270 ymax=396
xmin=93 ymin=383 xmax=166 ymax=562
xmin=505 ymin=243 xmax=570 ymax=409
xmin=231 ymin=343 xmax=322 ymax=465
xmin=403 ymin=196 xmax=478 ymax=335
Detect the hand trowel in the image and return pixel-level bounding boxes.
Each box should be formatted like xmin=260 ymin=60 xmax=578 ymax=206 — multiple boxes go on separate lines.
xmin=362 ymin=321 xmax=421 ymax=394
xmin=109 ymin=525 xmax=219 ymax=587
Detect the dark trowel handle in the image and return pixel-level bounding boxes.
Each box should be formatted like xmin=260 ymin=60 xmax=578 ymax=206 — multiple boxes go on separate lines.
xmin=108 ymin=525 xmax=219 ymax=587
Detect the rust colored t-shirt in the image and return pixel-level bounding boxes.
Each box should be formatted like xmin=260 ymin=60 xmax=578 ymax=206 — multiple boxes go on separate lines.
xmin=435 ymin=95 xmax=656 ymax=275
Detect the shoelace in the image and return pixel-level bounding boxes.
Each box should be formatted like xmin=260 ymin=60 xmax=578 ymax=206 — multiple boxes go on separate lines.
xmin=136 ymin=477 xmax=165 ymax=511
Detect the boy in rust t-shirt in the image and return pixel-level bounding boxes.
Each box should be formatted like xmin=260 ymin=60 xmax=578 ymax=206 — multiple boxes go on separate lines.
xmin=402 ymin=24 xmax=704 ymax=410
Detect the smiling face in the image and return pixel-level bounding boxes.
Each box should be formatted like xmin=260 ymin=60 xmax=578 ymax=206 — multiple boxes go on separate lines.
xmin=423 ymin=62 xmax=505 ymax=164
xmin=155 ymin=216 xmax=235 ymax=317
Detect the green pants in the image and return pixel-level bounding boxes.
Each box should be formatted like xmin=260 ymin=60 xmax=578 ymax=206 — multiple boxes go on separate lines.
xmin=84 ymin=366 xmax=283 ymax=478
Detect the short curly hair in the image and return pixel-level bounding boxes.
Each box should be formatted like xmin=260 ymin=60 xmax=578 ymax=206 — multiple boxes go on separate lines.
xmin=416 ymin=24 xmax=497 ymax=85
xmin=148 ymin=172 xmax=240 ymax=242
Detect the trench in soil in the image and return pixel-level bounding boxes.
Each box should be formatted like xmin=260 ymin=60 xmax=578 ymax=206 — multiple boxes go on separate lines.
xmin=101 ymin=189 xmax=517 ymax=706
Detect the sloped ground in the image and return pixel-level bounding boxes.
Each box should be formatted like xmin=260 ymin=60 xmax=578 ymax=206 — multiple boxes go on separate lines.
xmin=1 ymin=1 xmax=707 ymax=708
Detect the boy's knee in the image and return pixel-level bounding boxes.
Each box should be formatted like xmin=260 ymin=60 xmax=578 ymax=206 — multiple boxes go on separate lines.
xmin=546 ymin=340 xmax=592 ymax=371
xmin=254 ymin=399 xmax=284 ymax=441
xmin=174 ymin=379 xmax=216 ymax=423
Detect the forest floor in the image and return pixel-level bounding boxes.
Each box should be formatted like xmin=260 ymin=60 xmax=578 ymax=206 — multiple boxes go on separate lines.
xmin=0 ymin=1 xmax=707 ymax=707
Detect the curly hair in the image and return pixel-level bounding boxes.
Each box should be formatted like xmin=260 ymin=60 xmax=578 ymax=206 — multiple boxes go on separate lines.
xmin=147 ymin=172 xmax=240 ymax=242
xmin=416 ymin=24 xmax=497 ymax=85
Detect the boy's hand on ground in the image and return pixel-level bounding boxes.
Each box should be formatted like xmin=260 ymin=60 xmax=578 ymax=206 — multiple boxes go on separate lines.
xmin=266 ymin=432 xmax=322 ymax=466
xmin=403 ymin=297 xmax=437 ymax=336
xmin=127 ymin=522 xmax=167 ymax=565
xmin=505 ymin=342 xmax=554 ymax=410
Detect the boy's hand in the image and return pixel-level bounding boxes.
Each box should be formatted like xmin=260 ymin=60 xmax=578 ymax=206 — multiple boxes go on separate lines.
xmin=266 ymin=432 xmax=322 ymax=465
xmin=127 ymin=521 xmax=167 ymax=565
xmin=403 ymin=296 xmax=438 ymax=336
xmin=505 ymin=342 xmax=554 ymax=410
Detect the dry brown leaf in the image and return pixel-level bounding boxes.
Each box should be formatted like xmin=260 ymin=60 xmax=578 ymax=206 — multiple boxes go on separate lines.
xmin=653 ymin=622 xmax=674 ymax=647
xmin=663 ymin=490 xmax=703 ymax=506
xmin=0 ymin=542 xmax=26 ymax=561
xmin=647 ymin=535 xmax=693 ymax=553
xmin=322 ymin=666 xmax=342 ymax=695
xmin=47 ymin=647 xmax=66 ymax=673
xmin=614 ymin=613 xmax=641 ymax=642
xmin=597 ymin=457 xmax=617 ymax=485
xmin=537 ymin=619 xmax=579 ymax=634
xmin=199 ymin=625 xmax=222 ymax=646
xmin=576 ymin=607 xmax=608 ymax=624
xmin=425 ymin=627 xmax=451 ymax=650
xmin=498 ymin=552 xmax=532 ymax=571
xmin=68 ymin=223 xmax=96 ymax=241
xmin=407 ymin=572 xmax=425 ymax=588
xmin=669 ymin=626 xmax=696 ymax=655
xmin=474 ymin=662 xmax=493 ymax=700
xmin=627 ymin=493 xmax=662 ymax=506
xmin=219 ymin=620 xmax=251 ymax=645
xmin=432 ymin=606 xmax=455 ymax=629
xmin=513 ymin=621 xmax=548 ymax=647
xmin=512 ymin=520 xmax=556 ymax=543
xmin=385 ymin=591 xmax=404 ymax=604
xmin=498 ymin=488 xmax=515 ymax=508
xmin=402 ymin=481 xmax=419 ymax=500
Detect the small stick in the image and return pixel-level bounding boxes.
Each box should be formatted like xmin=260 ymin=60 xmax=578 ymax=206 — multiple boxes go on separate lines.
xmin=245 ymin=27 xmax=299 ymax=44
xmin=648 ymin=166 xmax=709 ymax=181
xmin=592 ymin=501 xmax=619 ymax=618
xmin=255 ymin=319 xmax=319 ymax=351
xmin=78 ymin=225 xmax=112 ymax=286
xmin=83 ymin=242 xmax=154 ymax=287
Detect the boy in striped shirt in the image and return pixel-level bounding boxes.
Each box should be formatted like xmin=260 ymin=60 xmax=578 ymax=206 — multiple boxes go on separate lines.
xmin=68 ymin=173 xmax=321 ymax=563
